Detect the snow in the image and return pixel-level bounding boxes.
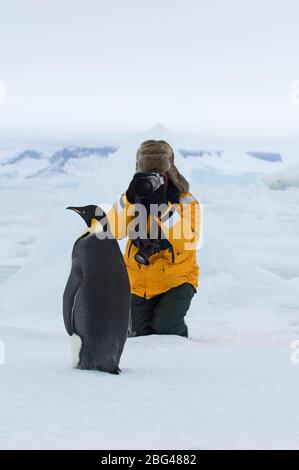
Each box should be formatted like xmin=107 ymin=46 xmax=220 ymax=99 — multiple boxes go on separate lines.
xmin=0 ymin=124 xmax=299 ymax=449
xmin=266 ymin=165 xmax=299 ymax=190
xmin=246 ymin=151 xmax=282 ymax=162
xmin=1 ymin=328 xmax=298 ymax=450
xmin=178 ymin=147 xmax=284 ymax=176
xmin=0 ymin=146 xmax=117 ymax=179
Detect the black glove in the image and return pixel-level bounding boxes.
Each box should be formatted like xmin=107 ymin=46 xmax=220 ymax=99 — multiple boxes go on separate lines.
xmin=146 ymin=184 xmax=168 ymax=206
xmin=126 ymin=173 xmax=143 ymax=204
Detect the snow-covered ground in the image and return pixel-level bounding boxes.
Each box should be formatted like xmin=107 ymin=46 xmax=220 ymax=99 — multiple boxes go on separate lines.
xmin=0 ymin=125 xmax=299 ymax=449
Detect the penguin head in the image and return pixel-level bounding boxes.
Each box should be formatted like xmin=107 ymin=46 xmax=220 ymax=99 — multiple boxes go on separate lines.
xmin=66 ymin=205 xmax=106 ymax=228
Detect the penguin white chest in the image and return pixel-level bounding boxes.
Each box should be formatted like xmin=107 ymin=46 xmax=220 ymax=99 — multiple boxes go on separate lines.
xmin=70 ymin=334 xmax=82 ymax=367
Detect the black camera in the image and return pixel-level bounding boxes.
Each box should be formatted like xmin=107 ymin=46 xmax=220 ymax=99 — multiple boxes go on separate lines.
xmin=134 ymin=239 xmax=162 ymax=265
xmin=133 ymin=171 xmax=164 ymax=198
xmin=131 ymin=171 xmax=167 ymax=265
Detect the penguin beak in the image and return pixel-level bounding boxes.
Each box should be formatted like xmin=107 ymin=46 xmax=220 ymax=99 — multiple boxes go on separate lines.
xmin=66 ymin=206 xmax=82 ymax=215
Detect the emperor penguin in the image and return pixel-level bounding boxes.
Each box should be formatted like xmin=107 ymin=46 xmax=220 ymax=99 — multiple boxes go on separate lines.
xmin=63 ymin=205 xmax=130 ymax=374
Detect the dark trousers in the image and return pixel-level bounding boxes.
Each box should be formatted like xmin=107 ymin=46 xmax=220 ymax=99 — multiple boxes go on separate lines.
xmin=129 ymin=283 xmax=196 ymax=338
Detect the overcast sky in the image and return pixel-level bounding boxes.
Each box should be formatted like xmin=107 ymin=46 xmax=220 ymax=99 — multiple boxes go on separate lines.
xmin=0 ymin=0 xmax=299 ymax=146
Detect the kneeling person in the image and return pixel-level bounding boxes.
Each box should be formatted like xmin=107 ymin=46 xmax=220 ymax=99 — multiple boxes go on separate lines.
xmin=108 ymin=139 xmax=201 ymax=338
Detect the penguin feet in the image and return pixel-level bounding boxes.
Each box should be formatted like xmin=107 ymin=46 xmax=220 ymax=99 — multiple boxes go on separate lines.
xmin=110 ymin=366 xmax=121 ymax=375
xmin=78 ymin=358 xmax=93 ymax=370
xmin=96 ymin=365 xmax=121 ymax=375
xmin=77 ymin=357 xmax=121 ymax=375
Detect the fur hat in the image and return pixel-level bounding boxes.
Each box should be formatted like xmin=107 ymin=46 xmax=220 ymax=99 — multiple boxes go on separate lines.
xmin=136 ymin=140 xmax=189 ymax=194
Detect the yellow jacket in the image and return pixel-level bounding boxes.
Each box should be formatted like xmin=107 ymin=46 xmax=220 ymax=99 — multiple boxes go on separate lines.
xmin=107 ymin=192 xmax=201 ymax=299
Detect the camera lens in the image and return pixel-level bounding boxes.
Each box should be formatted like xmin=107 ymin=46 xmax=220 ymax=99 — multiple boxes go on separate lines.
xmin=134 ymin=177 xmax=154 ymax=197
xmin=134 ymin=251 xmax=148 ymax=265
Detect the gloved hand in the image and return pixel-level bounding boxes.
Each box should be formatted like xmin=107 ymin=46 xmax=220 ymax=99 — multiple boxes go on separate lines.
xmin=135 ymin=185 xmax=169 ymax=221
xmin=147 ymin=185 xmax=168 ymax=206
xmin=125 ymin=173 xmax=143 ymax=204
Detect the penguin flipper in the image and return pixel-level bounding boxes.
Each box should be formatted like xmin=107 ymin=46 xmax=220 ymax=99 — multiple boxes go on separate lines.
xmin=63 ymin=257 xmax=82 ymax=336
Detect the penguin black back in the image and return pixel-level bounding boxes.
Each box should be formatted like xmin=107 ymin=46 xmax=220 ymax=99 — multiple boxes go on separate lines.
xmin=63 ymin=205 xmax=130 ymax=374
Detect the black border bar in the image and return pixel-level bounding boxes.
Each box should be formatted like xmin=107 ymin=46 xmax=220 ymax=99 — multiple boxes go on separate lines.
xmin=0 ymin=450 xmax=297 ymax=465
